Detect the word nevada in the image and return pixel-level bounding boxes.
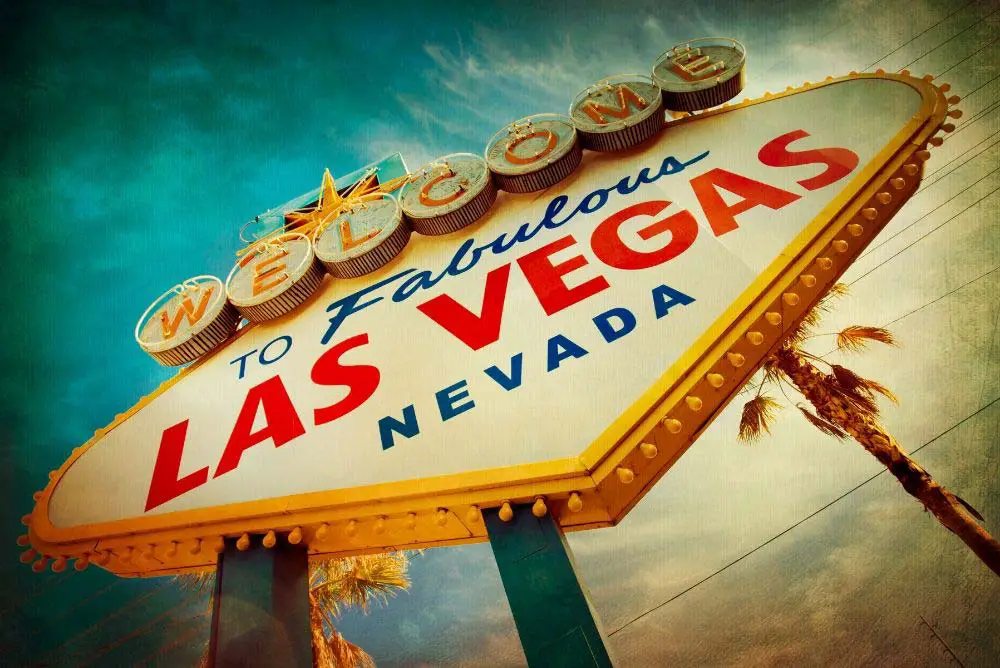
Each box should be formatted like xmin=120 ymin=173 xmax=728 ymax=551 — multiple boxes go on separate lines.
xmin=144 ymin=128 xmax=860 ymax=511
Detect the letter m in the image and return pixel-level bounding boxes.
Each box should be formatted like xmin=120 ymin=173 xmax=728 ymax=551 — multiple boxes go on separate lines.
xmin=583 ymin=85 xmax=649 ymax=124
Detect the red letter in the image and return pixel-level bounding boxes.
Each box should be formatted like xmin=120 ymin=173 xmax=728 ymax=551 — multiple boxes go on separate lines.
xmin=690 ymin=168 xmax=801 ymax=237
xmin=591 ymin=200 xmax=698 ymax=270
xmin=758 ymin=129 xmax=859 ymax=191
xmin=145 ymin=420 xmax=208 ymax=512
xmin=214 ymin=376 xmax=305 ymax=478
xmin=312 ymin=333 xmax=381 ymax=426
xmin=517 ymin=235 xmax=610 ymax=316
xmin=417 ymin=264 xmax=511 ymax=351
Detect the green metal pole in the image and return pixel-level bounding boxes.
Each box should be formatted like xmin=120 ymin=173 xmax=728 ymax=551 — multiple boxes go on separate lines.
xmin=208 ymin=534 xmax=313 ymax=667
xmin=484 ymin=503 xmax=615 ymax=667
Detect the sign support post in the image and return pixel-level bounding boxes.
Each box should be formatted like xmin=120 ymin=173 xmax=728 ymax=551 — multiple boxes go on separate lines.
xmin=484 ymin=503 xmax=614 ymax=667
xmin=208 ymin=535 xmax=312 ymax=667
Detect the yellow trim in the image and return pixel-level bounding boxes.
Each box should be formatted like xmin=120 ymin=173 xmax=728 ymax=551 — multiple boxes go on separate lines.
xmin=25 ymin=72 xmax=948 ymax=576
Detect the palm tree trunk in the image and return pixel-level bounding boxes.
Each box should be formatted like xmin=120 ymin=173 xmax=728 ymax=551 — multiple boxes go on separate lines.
xmin=309 ymin=592 xmax=336 ymax=667
xmin=774 ymin=346 xmax=1000 ymax=576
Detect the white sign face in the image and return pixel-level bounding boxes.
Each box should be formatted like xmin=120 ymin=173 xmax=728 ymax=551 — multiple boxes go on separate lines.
xmin=32 ymin=74 xmax=946 ymax=574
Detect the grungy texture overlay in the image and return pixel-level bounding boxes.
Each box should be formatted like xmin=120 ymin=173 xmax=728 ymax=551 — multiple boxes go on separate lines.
xmin=1 ymin=0 xmax=998 ymax=666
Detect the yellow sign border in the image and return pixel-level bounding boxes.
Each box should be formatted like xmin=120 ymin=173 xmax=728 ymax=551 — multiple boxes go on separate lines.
xmin=24 ymin=72 xmax=949 ymax=577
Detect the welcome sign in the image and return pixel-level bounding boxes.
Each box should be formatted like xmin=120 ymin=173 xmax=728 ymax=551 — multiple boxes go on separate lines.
xmin=25 ymin=73 xmax=950 ymax=576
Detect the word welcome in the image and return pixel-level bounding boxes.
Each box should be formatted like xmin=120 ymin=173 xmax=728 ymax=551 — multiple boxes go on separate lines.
xmin=147 ymin=129 xmax=860 ymax=511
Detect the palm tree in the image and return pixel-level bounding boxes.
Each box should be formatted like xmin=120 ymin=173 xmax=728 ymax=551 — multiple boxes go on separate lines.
xmin=182 ymin=551 xmax=411 ymax=666
xmin=738 ymin=284 xmax=1000 ymax=576
xmin=308 ymin=553 xmax=410 ymax=667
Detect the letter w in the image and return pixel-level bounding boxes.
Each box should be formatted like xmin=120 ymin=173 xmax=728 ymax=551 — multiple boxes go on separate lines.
xmin=416 ymin=264 xmax=511 ymax=351
xmin=160 ymin=288 xmax=214 ymax=339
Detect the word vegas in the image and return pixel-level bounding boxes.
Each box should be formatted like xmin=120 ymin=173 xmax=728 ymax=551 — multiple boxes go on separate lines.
xmin=145 ymin=129 xmax=859 ymax=511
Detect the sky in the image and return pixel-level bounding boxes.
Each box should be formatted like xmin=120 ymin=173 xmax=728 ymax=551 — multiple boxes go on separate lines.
xmin=2 ymin=0 xmax=999 ymax=665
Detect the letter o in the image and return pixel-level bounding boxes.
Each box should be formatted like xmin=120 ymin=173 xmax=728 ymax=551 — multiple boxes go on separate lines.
xmin=259 ymin=335 xmax=293 ymax=365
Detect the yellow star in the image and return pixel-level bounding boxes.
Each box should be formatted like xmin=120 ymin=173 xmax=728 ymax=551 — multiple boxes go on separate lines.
xmin=283 ymin=168 xmax=344 ymax=233
xmin=235 ymin=165 xmax=410 ymax=258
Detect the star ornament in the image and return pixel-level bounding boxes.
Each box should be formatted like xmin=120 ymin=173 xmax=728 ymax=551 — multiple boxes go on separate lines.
xmin=282 ymin=168 xmax=346 ymax=233
xmin=237 ymin=166 xmax=410 ymax=258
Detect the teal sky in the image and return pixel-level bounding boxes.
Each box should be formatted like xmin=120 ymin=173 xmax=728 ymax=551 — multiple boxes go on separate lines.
xmin=2 ymin=0 xmax=999 ymax=665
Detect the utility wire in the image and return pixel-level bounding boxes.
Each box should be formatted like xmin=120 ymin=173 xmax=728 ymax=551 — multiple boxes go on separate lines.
xmin=32 ymin=583 xmax=171 ymax=665
xmin=809 ymin=265 xmax=1000 ymax=360
xmin=861 ymin=164 xmax=1000 ymax=259
xmin=946 ymin=102 xmax=1000 ymax=142
xmin=71 ymin=593 xmax=203 ymax=667
xmin=862 ymin=0 xmax=981 ymax=71
xmin=937 ymin=34 xmax=1000 ymax=78
xmin=961 ymin=71 xmax=1000 ymax=99
xmin=607 ymin=394 xmax=1000 ymax=638
xmin=880 ymin=265 xmax=1000 ymax=328
xmin=899 ymin=8 xmax=1000 ymax=71
xmin=608 ymin=4 xmax=1000 ymax=645
xmin=848 ymin=185 xmax=1000 ymax=285
xmin=925 ymin=130 xmax=1000 ymax=186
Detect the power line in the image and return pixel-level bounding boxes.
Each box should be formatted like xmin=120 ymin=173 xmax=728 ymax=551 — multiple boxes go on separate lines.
xmin=925 ymin=131 xmax=1000 ymax=187
xmin=945 ymin=102 xmax=1000 ymax=142
xmin=861 ymin=164 xmax=1000 ymax=259
xmin=960 ymin=71 xmax=1000 ymax=99
xmin=71 ymin=593 xmax=203 ymax=667
xmin=809 ymin=265 xmax=1000 ymax=360
xmin=31 ymin=583 xmax=171 ymax=665
xmin=862 ymin=0 xmax=981 ymax=71
xmin=607 ymin=394 xmax=1000 ymax=638
xmin=899 ymin=8 xmax=1000 ymax=71
xmin=919 ymin=614 xmax=967 ymax=667
xmin=848 ymin=185 xmax=1000 ymax=285
xmin=881 ymin=265 xmax=1000 ymax=328
xmin=936 ymin=33 xmax=1000 ymax=78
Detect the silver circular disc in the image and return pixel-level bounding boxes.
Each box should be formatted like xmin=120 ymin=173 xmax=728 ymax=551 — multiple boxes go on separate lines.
xmin=313 ymin=194 xmax=411 ymax=277
xmin=135 ymin=275 xmax=240 ymax=366
xmin=652 ymin=38 xmax=747 ymax=111
xmin=570 ymin=74 xmax=665 ymax=151
xmin=226 ymin=233 xmax=325 ymax=322
xmin=485 ymin=113 xmax=579 ymax=177
xmin=400 ymin=153 xmax=497 ymax=235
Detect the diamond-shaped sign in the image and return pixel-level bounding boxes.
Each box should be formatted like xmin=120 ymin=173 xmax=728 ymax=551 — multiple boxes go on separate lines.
xmin=27 ymin=73 xmax=948 ymax=576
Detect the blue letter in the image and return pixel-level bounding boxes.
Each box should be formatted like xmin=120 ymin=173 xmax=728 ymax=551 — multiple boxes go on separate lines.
xmin=322 ymin=269 xmax=414 ymax=345
xmin=652 ymin=284 xmax=695 ymax=319
xmin=378 ymin=405 xmax=419 ymax=450
xmin=594 ymin=307 xmax=637 ymax=343
xmin=259 ymin=335 xmax=292 ymax=365
xmin=230 ymin=349 xmax=258 ymax=379
xmin=547 ymin=334 xmax=588 ymax=372
xmin=436 ymin=380 xmax=475 ymax=421
xmin=485 ymin=354 xmax=524 ymax=391
xmin=540 ymin=194 xmax=571 ymax=229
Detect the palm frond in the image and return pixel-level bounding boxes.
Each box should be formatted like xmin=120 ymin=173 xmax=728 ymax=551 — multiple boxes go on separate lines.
xmin=787 ymin=283 xmax=851 ymax=346
xmin=828 ymin=382 xmax=881 ymax=419
xmin=310 ymin=553 xmax=410 ymax=619
xmin=761 ymin=356 xmax=785 ymax=385
xmin=955 ymin=494 xmax=985 ymax=522
xmin=174 ymin=571 xmax=215 ymax=593
xmin=830 ymin=363 xmax=898 ymax=409
xmin=835 ymin=325 xmax=897 ymax=352
xmin=738 ymin=394 xmax=782 ymax=443
xmin=326 ymin=629 xmax=376 ymax=668
xmin=817 ymin=282 xmax=849 ymax=311
xmin=795 ymin=404 xmax=847 ymax=439
xmin=830 ymin=364 xmax=869 ymax=395
xmin=862 ymin=378 xmax=899 ymax=404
